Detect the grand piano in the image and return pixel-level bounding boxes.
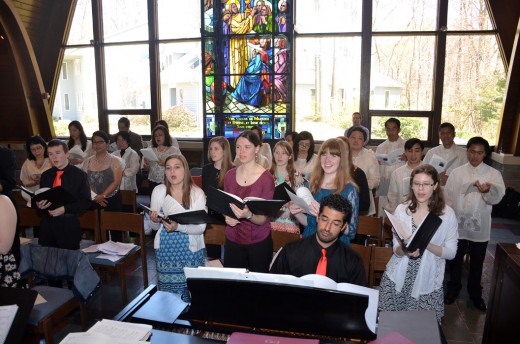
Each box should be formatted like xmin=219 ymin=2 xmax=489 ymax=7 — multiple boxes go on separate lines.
xmin=115 ymin=268 xmax=378 ymax=343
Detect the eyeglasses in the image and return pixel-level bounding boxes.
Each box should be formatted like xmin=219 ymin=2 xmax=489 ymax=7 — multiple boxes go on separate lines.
xmin=412 ymin=182 xmax=435 ymax=189
xmin=318 ymin=215 xmax=343 ymax=230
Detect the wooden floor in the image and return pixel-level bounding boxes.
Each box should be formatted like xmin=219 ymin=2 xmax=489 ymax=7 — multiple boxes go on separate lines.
xmin=19 ymin=216 xmax=520 ymax=344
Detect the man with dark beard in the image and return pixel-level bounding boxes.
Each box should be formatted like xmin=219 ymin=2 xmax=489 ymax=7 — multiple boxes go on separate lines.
xmin=270 ymin=194 xmax=366 ymax=285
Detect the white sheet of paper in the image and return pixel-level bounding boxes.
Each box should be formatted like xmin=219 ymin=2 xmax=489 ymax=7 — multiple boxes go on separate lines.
xmin=140 ymin=148 xmax=158 ymax=162
xmin=0 ymin=304 xmax=18 ymax=344
xmin=82 ymin=244 xmax=99 ymax=253
xmin=376 ymin=149 xmax=404 ymax=166
xmin=87 ymin=319 xmax=152 ymax=341
xmin=285 ymin=187 xmax=310 ymax=213
xmin=402 ymin=177 xmax=411 ymax=196
xmin=95 ymin=254 xmax=123 ymax=262
xmin=429 ymin=154 xmax=448 ymax=173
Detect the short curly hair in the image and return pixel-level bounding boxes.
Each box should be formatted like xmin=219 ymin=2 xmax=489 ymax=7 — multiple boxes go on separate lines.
xmin=319 ymin=193 xmax=353 ymax=225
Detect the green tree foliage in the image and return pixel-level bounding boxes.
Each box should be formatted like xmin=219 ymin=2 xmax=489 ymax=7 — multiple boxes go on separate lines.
xmin=371 ymin=116 xmax=427 ymax=140
xmin=162 ymin=105 xmax=198 ymax=132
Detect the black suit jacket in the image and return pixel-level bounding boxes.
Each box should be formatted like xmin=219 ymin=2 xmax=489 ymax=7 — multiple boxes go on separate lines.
xmin=39 ymin=164 xmax=91 ymax=214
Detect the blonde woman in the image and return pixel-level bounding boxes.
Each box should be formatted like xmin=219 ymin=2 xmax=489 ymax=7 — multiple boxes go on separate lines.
xmin=202 ymin=136 xmax=233 ymax=194
xmin=150 ymin=154 xmax=206 ymax=301
xmin=291 ymin=138 xmax=359 ymax=245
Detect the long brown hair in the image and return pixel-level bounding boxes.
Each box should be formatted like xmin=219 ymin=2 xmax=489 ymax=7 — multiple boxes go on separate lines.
xmin=208 ymin=136 xmax=233 ymax=188
xmin=270 ymin=140 xmax=296 ymax=187
xmin=163 ymin=154 xmax=195 ymax=209
xmin=309 ymin=138 xmax=358 ymax=194
xmin=406 ymin=164 xmax=445 ymax=216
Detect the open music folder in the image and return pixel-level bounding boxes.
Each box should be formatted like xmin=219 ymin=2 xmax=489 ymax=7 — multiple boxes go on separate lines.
xmin=19 ymin=185 xmax=78 ymax=209
xmin=139 ymin=204 xmax=225 ymax=225
xmin=206 ymin=186 xmax=286 ymax=219
xmin=384 ymin=209 xmax=442 ymax=255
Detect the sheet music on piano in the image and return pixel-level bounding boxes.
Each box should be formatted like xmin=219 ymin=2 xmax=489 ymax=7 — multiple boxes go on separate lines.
xmin=184 ymin=267 xmax=379 ymax=334
xmin=0 ymin=304 xmax=18 ymax=344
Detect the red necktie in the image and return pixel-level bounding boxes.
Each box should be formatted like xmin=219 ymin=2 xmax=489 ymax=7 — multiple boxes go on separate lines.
xmin=53 ymin=170 xmax=64 ymax=188
xmin=316 ymin=248 xmax=327 ymax=276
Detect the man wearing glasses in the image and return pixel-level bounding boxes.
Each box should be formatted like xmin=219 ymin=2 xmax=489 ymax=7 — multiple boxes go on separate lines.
xmin=444 ymin=137 xmax=505 ymax=311
xmin=270 ymin=194 xmax=366 ymax=285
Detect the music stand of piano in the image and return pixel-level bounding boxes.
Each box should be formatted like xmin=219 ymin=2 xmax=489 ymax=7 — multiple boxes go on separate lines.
xmin=115 ymin=268 xmax=378 ymax=343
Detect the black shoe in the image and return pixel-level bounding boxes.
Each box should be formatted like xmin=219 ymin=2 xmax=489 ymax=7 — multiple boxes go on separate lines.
xmin=471 ymin=297 xmax=487 ymax=311
xmin=444 ymin=291 xmax=457 ymax=305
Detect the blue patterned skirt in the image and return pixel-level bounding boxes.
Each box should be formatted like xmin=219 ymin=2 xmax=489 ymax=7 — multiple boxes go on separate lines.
xmin=156 ymin=229 xmax=205 ymax=302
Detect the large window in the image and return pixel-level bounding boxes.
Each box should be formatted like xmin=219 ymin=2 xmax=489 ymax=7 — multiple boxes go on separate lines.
xmin=56 ymin=0 xmax=505 ymax=145
xmin=202 ymin=1 xmax=292 ymax=140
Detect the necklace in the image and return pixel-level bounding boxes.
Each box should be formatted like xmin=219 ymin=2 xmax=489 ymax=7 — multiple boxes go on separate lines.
xmin=94 ymin=153 xmax=109 ymax=164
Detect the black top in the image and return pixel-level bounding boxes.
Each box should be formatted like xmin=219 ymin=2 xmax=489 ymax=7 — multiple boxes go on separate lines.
xmin=353 ymin=167 xmax=370 ymax=214
xmin=0 ymin=146 xmax=16 ymax=199
xmin=270 ymin=235 xmax=366 ymax=286
xmin=39 ymin=164 xmax=91 ymax=214
xmin=201 ymin=163 xmax=225 ymax=222
xmin=201 ymin=163 xmax=220 ymax=194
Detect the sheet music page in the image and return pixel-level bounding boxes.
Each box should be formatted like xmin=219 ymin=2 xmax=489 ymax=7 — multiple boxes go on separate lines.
xmin=0 ymin=304 xmax=18 ymax=343
xmin=140 ymin=148 xmax=158 ymax=162
xmin=384 ymin=209 xmax=412 ymax=241
xmin=97 ymin=241 xmax=136 ymax=255
xmin=87 ymin=319 xmax=152 ymax=341
xmin=429 ymin=154 xmax=448 ymax=173
xmin=285 ymin=187 xmax=310 ymax=213
xmin=96 ymin=254 xmax=123 ymax=262
xmin=81 ymin=243 xmax=99 ymax=253
xmin=402 ymin=177 xmax=411 ymax=196
xmin=443 ymin=156 xmax=458 ymax=172
xmin=376 ymin=149 xmax=404 ymax=166
xmin=184 ymin=267 xmax=313 ymax=288
xmin=387 ymin=148 xmax=405 ymax=165
xmin=60 ymin=332 xmax=149 ymax=344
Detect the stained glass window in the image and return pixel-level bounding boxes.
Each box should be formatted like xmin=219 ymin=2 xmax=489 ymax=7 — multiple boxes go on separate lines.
xmin=203 ymin=0 xmax=292 ymax=140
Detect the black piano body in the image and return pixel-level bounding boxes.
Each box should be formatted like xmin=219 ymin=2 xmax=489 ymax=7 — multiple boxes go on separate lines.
xmin=115 ymin=277 xmax=377 ymax=343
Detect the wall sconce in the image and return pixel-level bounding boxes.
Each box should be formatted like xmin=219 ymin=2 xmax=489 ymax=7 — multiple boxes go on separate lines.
xmin=42 ymin=92 xmax=50 ymax=100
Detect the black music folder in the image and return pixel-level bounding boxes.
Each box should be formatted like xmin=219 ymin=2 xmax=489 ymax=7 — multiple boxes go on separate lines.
xmin=139 ymin=204 xmax=225 ymax=225
xmin=273 ymin=182 xmax=295 ymax=203
xmin=384 ymin=209 xmax=442 ymax=255
xmin=168 ymin=210 xmax=225 ymax=225
xmin=19 ymin=185 xmax=77 ymax=209
xmin=206 ymin=186 xmax=285 ymax=219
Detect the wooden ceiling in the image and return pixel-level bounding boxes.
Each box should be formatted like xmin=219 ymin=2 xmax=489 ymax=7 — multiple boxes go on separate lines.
xmin=1 ymin=0 xmax=519 ymax=151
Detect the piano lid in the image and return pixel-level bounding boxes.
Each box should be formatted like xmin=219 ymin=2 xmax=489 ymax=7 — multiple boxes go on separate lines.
xmin=184 ymin=268 xmax=378 ymax=341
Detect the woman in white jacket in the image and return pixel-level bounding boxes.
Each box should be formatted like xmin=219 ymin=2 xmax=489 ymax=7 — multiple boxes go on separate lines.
xmin=378 ymin=164 xmax=458 ymax=322
xmin=149 ymin=154 xmax=206 ymax=301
